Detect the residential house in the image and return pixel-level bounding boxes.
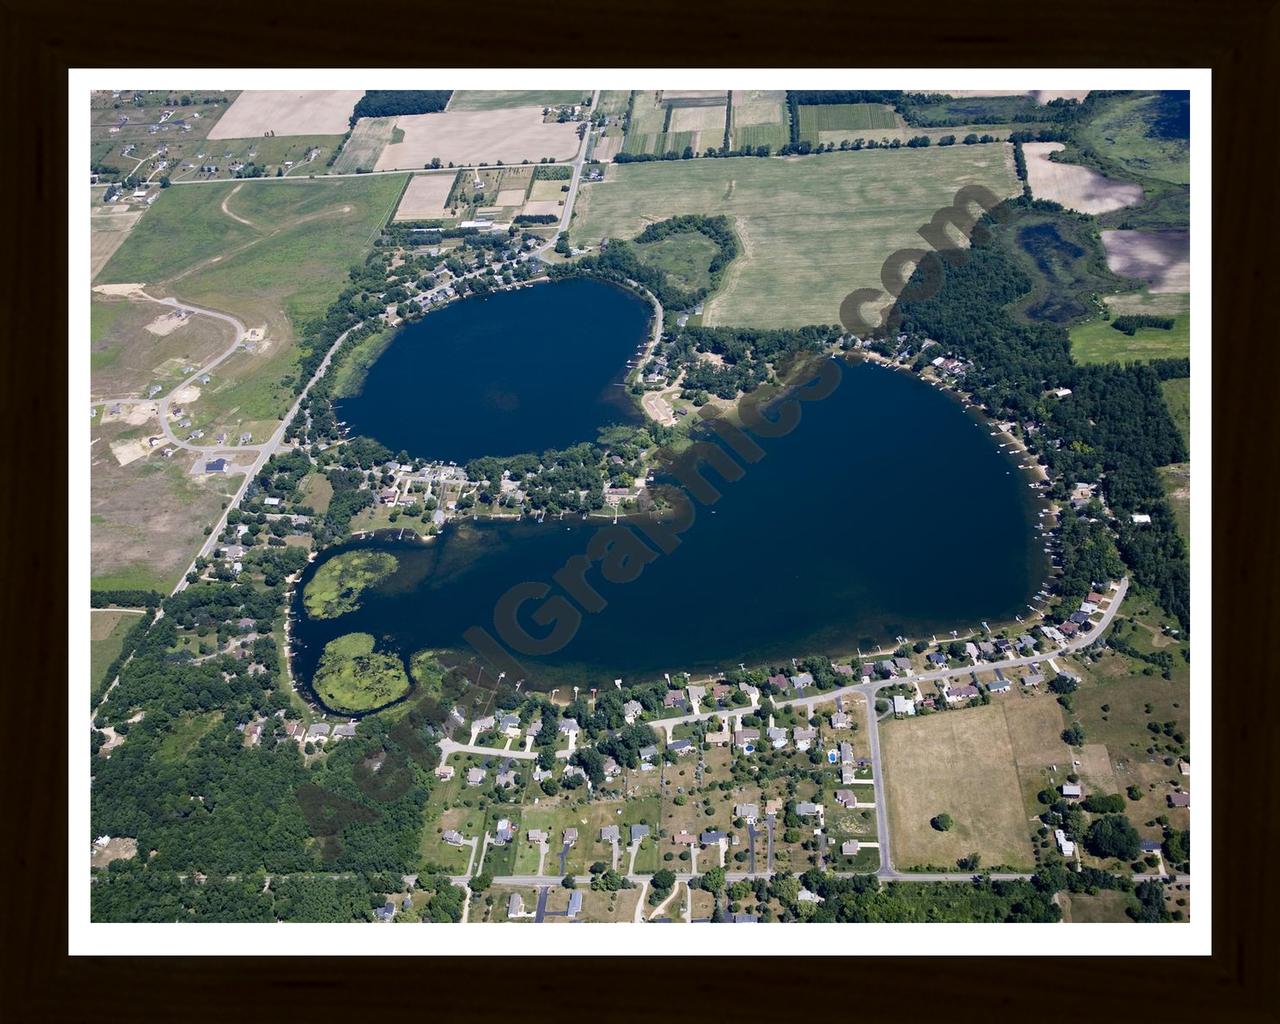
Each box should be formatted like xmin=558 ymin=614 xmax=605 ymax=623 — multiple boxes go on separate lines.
xmin=600 ymin=825 xmax=620 ymax=843
xmin=527 ymin=829 xmax=548 ymax=844
xmin=833 ymin=664 xmax=854 ymax=678
xmin=630 ymin=824 xmax=649 ymax=844
xmin=668 ymin=739 xmax=694 ymax=756
xmin=566 ymin=891 xmax=583 ymax=919
xmin=442 ymin=830 xmax=464 ymax=846
xmin=673 ymin=831 xmax=696 ymax=846
xmin=795 ymin=802 xmax=824 ymax=824
xmin=563 ymin=828 xmax=579 ymax=846
xmin=945 ymin=683 xmax=980 ymax=704
xmin=435 ymin=765 xmax=456 ymax=781
xmin=465 ymin=767 xmax=486 ymax=786
xmin=331 ymin=723 xmax=357 ymax=739
xmin=638 ymin=744 xmax=658 ymax=762
xmin=766 ymin=726 xmax=787 ymax=750
xmin=705 ymin=725 xmax=731 ymax=745
xmin=893 ymin=658 xmax=912 ymax=675
xmin=558 ymin=718 xmax=580 ymax=737
xmin=1168 ymin=792 xmax=1190 ymax=808
xmin=892 ymin=695 xmax=916 ymax=716
xmin=472 ymin=715 xmax=496 ymax=734
xmin=499 ymin=714 xmax=520 ymax=737
xmin=839 ymin=741 xmax=853 ymax=765
xmin=734 ymin=728 xmax=760 ymax=750
xmin=927 ymin=653 xmax=947 ymax=668
xmin=700 ymin=831 xmax=726 ymax=846
xmin=767 ymin=673 xmax=789 ymax=691
xmin=622 ymin=700 xmax=644 ymax=724
xmin=1061 ymin=783 xmax=1082 ymax=799
xmin=798 ymin=889 xmax=823 ymax=905
xmin=525 ymin=718 xmax=542 ymax=739
xmin=830 ymin=711 xmax=851 ymax=729
xmin=663 ymin=690 xmax=686 ymax=710
xmin=686 ymin=684 xmax=705 ymax=707
xmin=507 ymin=893 xmax=524 ymax=918
xmin=988 ymin=678 xmax=1012 ymax=694
xmin=1055 ymin=828 xmax=1076 ymax=857
xmin=841 ymin=840 xmax=860 ymax=856
xmin=731 ymin=913 xmax=758 ymax=923
xmin=734 ymin=803 xmax=759 ymax=824
xmin=793 ymin=726 xmax=817 ymax=751
xmin=789 ymin=672 xmax=814 ymax=692
xmin=495 ymin=769 xmax=517 ymax=789
xmin=532 ymin=767 xmax=552 ymax=782
xmin=834 ymin=790 xmax=857 ymax=809
xmin=494 ymin=819 xmax=515 ymax=844
xmin=375 ymin=902 xmax=395 ymax=922
xmin=602 ymin=757 xmax=620 ymax=779
xmin=306 ymin=723 xmax=330 ymax=742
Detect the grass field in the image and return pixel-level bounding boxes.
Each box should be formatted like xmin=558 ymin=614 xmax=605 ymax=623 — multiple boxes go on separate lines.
xmin=634 ymin=230 xmax=720 ymax=292
xmin=882 ymin=699 xmax=1070 ymax=870
xmin=1075 ymin=92 xmax=1190 ymax=186
xmin=1070 ymin=315 xmax=1189 ymax=364
xmin=1059 ymin=890 xmax=1135 ymax=923
xmin=572 ymin=145 xmax=1020 ymax=328
xmin=333 ymin=117 xmax=396 ymax=173
xmin=1161 ymin=376 xmax=1191 ymax=447
xmin=90 ymin=609 xmax=143 ymax=687
xmin=797 ymin=103 xmax=897 ymax=142
xmin=99 ymin=174 xmax=405 ymax=437
xmin=731 ymin=122 xmax=789 ymax=151
xmin=448 ymin=91 xmax=589 ymax=112
xmin=1158 ymin=463 xmax=1191 ymax=545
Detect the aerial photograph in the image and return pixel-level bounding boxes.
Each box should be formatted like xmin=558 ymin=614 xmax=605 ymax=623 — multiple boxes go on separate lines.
xmin=83 ymin=79 xmax=1197 ymax=934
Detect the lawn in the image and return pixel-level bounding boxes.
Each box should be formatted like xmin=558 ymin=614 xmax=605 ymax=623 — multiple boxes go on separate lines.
xmin=154 ymin=711 xmax=222 ymax=763
xmin=90 ymin=609 xmax=143 ymax=689
xmin=299 ymin=471 xmax=334 ymax=514
xmin=881 ymin=700 xmax=1068 ymax=870
xmin=571 ymin=145 xmax=1020 ymax=328
xmin=312 ymin=632 xmax=411 ymax=713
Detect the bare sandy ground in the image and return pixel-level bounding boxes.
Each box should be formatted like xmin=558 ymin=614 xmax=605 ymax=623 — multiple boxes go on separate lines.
xmin=93 ymin=282 xmax=147 ymax=298
xmin=393 ymin=173 xmax=456 ymax=220
xmin=101 ymin=401 xmax=158 ymax=426
xmin=521 ymin=200 xmax=563 ymax=218
xmin=1023 ymin=142 xmax=1143 ymax=214
xmin=144 ymin=310 xmax=191 ymax=336
xmin=374 ymin=107 xmax=581 ymax=170
xmin=1100 ymin=230 xmax=1190 ymax=293
xmin=172 ymin=385 xmax=202 ymax=404
xmin=642 ymin=391 xmax=676 ymax=426
xmin=110 ymin=437 xmax=158 ymax=465
xmin=208 ymin=90 xmax=362 ymax=139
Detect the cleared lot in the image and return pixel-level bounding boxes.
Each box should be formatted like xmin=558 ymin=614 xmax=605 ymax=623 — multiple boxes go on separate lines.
xmin=393 ymin=172 xmax=457 ymax=220
xmin=208 ymin=90 xmax=363 ymax=139
xmin=374 ymin=107 xmax=581 ymax=169
xmin=1101 ymin=229 xmax=1190 ymax=293
xmin=571 ymin=145 xmax=1020 ymax=328
xmin=1023 ymin=142 xmax=1143 ymax=214
xmin=882 ymin=699 xmax=1068 ymax=870
xmin=90 ymin=205 xmax=144 ymax=280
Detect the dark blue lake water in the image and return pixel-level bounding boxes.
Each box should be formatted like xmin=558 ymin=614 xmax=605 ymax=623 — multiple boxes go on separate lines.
xmin=297 ymin=342 xmax=1047 ymax=695
xmin=334 ymin=278 xmax=649 ymax=462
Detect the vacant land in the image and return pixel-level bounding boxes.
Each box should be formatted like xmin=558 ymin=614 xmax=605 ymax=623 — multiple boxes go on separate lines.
xmin=882 ymin=699 xmax=1069 ymax=870
xmin=90 ymin=609 xmax=144 ymax=686
xmin=572 ymin=145 xmax=1020 ymax=328
xmin=1101 ymin=230 xmax=1190 ymax=293
xmin=90 ymin=205 xmax=145 ymax=279
xmin=99 ymin=174 xmax=406 ymax=439
xmin=91 ymin=435 xmax=240 ymax=592
xmin=208 ymin=90 xmax=362 ymax=139
xmin=1023 ymin=142 xmax=1143 ymax=214
xmin=635 ymin=231 xmax=720 ymax=293
xmin=333 ymin=116 xmax=397 ymax=174
xmin=374 ymin=108 xmax=581 ymax=169
xmin=393 ymin=172 xmax=457 ymax=220
xmin=1158 ymin=462 xmax=1191 ymax=544
xmin=1070 ymin=292 xmax=1190 ymax=365
xmin=448 ymin=91 xmax=588 ymax=112
xmin=91 ymin=293 xmax=234 ymax=400
xmin=1058 ymin=890 xmax=1135 ymax=923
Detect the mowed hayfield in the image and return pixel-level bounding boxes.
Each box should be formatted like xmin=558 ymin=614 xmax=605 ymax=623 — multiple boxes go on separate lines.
xmin=99 ymin=174 xmax=406 ymax=436
xmin=374 ymin=108 xmax=581 ymax=169
xmin=1023 ymin=142 xmax=1143 ymax=215
xmin=90 ymin=205 xmax=145 ymax=279
xmin=90 ymin=608 xmax=144 ymax=686
xmin=207 ymin=90 xmax=362 ymax=139
xmin=882 ymin=698 xmax=1070 ymax=870
xmin=797 ymin=102 xmax=897 ymax=142
xmin=1075 ymin=92 xmax=1190 ymax=186
xmin=1070 ymin=291 xmax=1190 ymax=365
xmin=571 ymin=145 xmax=1020 ymax=328
xmin=447 ymin=90 xmax=589 ymax=112
xmin=332 ymin=116 xmax=397 ymax=174
xmin=393 ymin=172 xmax=457 ymax=220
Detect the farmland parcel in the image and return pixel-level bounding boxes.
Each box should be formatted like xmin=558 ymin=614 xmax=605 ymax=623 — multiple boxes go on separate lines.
xmin=208 ymin=90 xmax=363 ymax=139
xmin=571 ymin=146 xmax=1020 ymax=328
xmin=373 ymin=108 xmax=582 ymax=170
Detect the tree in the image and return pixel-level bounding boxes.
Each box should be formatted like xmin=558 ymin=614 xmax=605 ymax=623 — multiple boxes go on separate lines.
xmin=1048 ymin=674 xmax=1078 ymax=695
xmin=1062 ymin=722 xmax=1086 ymax=746
xmin=1084 ymin=815 xmax=1141 ymax=860
xmin=931 ymin=813 xmax=954 ymax=832
xmin=652 ymin=869 xmax=676 ymax=893
xmin=701 ymin=867 xmax=726 ymax=894
xmin=469 ymin=872 xmax=492 ymax=892
xmin=561 ymin=874 xmax=576 ymax=889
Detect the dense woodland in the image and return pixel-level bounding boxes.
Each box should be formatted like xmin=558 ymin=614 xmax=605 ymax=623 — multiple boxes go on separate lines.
xmin=350 ymin=90 xmax=452 ymax=124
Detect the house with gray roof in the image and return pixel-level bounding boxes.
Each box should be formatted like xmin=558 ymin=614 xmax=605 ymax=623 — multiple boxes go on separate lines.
xmin=668 ymin=738 xmax=694 ymax=756
xmin=623 ymin=700 xmax=644 ymax=723
xmin=466 ymin=767 xmax=486 ymax=786
xmin=558 ymin=718 xmax=580 ymax=735
xmin=442 ymin=829 xmax=464 ymax=846
xmin=600 ymin=825 xmax=620 ymax=843
xmin=567 ymin=890 xmax=583 ymax=918
xmin=734 ymin=803 xmax=759 ymax=823
xmin=629 ymin=824 xmax=649 ymax=844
